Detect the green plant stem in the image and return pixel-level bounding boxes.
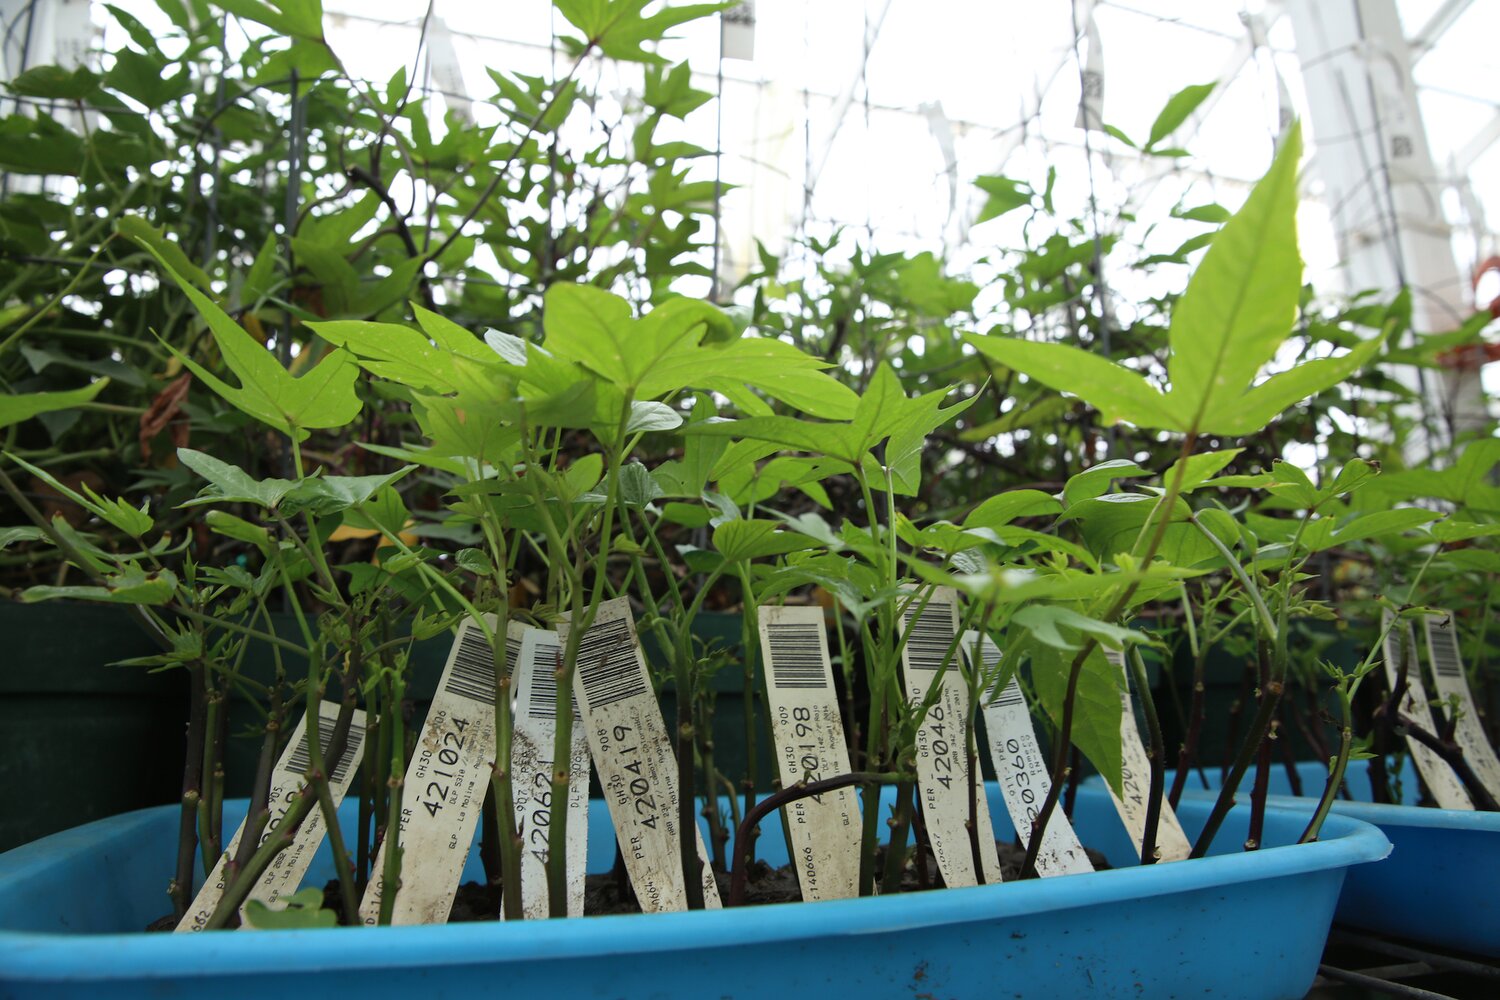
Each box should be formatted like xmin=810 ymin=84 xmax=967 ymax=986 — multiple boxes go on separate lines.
xmin=1186 ymin=513 xmax=1290 ymax=858
xmin=1127 ymin=646 xmax=1167 ymax=864
xmin=879 ymin=779 xmax=917 ymax=894
xmin=735 ymin=562 xmax=762 ymax=873
xmin=0 ymin=237 xmax=116 ymax=356
xmin=378 ymin=670 xmax=407 ymax=925
xmin=1020 ymin=431 xmax=1198 ymax=877
xmin=173 ymin=662 xmax=207 ymax=921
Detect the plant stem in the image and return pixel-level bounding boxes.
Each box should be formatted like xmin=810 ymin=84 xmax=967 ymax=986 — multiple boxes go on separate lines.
xmin=1127 ymin=646 xmax=1166 ymax=864
xmin=879 ymin=779 xmax=916 ymax=894
xmin=1021 ymin=431 xmax=1198 ymax=876
xmin=378 ymin=671 xmax=407 ymax=924
xmin=728 ymin=771 xmax=900 ymax=905
xmin=172 ymin=662 xmax=207 ymax=921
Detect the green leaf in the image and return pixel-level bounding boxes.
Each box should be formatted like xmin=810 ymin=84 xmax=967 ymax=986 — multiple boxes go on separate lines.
xmin=713 ymin=518 xmax=811 ymax=563
xmin=0 ymin=526 xmax=44 ymax=551
xmin=205 ymin=510 xmax=272 ymax=553
xmin=1301 ymin=508 xmax=1440 ymax=552
xmin=616 ymin=461 xmax=663 ymax=508
xmin=4 ymin=451 xmax=151 ymax=537
xmin=242 ymin=887 xmax=338 ymax=930
xmin=1011 ymin=605 xmax=1141 ymax=652
xmin=966 ymin=334 xmax=1182 ymax=430
xmin=1323 ymin=458 xmax=1381 ymax=502
xmin=218 ymin=0 xmax=325 ymax=40
xmin=1028 ymin=640 xmax=1123 ymax=795
xmin=1165 ymin=123 xmax=1301 ymax=431
xmin=963 ymin=490 xmax=1062 ymax=529
xmin=177 ymin=449 xmax=298 ymax=510
xmin=23 ymin=566 xmax=177 ymax=606
xmin=1209 ymin=333 xmax=1385 ymax=436
xmin=0 ymin=380 xmax=108 ymax=430
xmin=1063 ymin=459 xmax=1151 ymax=506
xmin=1173 ymin=203 xmax=1231 ymax=224
xmin=973 ymin=175 xmax=1033 ymax=223
xmin=1147 ymin=82 xmax=1215 ymax=150
xmin=555 ymin=0 xmax=734 ymax=64
xmin=243 ymin=232 xmax=280 ymax=303
xmin=79 ymin=483 xmax=153 ymax=537
xmin=1428 ymin=520 xmax=1500 ymax=543
xmin=9 ymin=64 xmax=100 ymax=100
xmin=134 ymin=244 xmax=361 ymax=439
xmin=1265 ymin=459 xmax=1319 ymax=508
xmin=1164 ymin=448 xmax=1243 ymax=493
xmin=626 ymin=400 xmax=683 ymax=433
xmin=285 ymin=467 xmax=417 ymax=516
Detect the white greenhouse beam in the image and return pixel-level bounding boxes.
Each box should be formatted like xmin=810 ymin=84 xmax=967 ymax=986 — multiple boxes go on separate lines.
xmin=1288 ymin=0 xmax=1488 ymax=454
xmin=1454 ymin=109 xmax=1500 ymax=175
xmin=1408 ymin=0 xmax=1474 ymax=61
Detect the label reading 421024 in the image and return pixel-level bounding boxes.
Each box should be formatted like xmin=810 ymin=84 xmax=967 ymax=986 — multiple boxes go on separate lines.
xmin=358 ymin=617 xmax=522 ymax=925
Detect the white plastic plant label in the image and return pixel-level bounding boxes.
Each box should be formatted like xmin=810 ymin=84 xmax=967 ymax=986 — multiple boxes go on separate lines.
xmin=962 ymin=631 xmax=1093 ymax=877
xmin=1382 ymin=612 xmax=1472 ymax=809
xmin=358 ymin=617 xmax=523 ymax=925
xmin=1100 ymin=646 xmax=1191 ymax=863
xmin=758 ymin=605 xmax=861 ymax=901
xmin=509 ymin=625 xmax=591 ymax=918
xmin=178 ymin=702 xmax=366 ymax=931
xmin=559 ymin=597 xmax=720 ymax=912
xmin=1424 ymin=613 xmax=1500 ymax=802
xmin=898 ymin=586 xmax=1002 ymax=886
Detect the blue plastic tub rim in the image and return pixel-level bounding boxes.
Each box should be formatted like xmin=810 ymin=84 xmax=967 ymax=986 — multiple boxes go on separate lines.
xmin=0 ymin=789 xmax=1391 ymax=983
xmin=1156 ymin=758 xmax=1500 ymax=833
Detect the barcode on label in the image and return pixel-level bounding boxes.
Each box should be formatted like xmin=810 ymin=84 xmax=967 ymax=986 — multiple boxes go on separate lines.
xmin=1428 ymin=620 xmax=1462 ymax=678
xmin=575 ymin=616 xmax=646 ymax=708
xmin=902 ymin=600 xmax=955 ymax=672
xmin=284 ymin=718 xmax=363 ymax=784
xmin=766 ymin=621 xmax=827 ymax=689
xmin=526 ymin=637 xmax=581 ymax=721
xmin=444 ymin=624 xmax=520 ymax=705
xmin=993 ymin=680 xmax=1026 ymax=708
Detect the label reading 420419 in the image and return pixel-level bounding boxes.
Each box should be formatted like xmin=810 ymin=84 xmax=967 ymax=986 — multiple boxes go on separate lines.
xmin=561 ymin=597 xmax=719 ymax=913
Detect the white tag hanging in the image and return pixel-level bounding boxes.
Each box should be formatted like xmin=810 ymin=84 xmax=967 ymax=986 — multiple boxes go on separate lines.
xmin=898 ymin=586 xmax=1002 ymax=886
xmin=1100 ymin=646 xmax=1191 ymax=862
xmin=758 ymin=605 xmax=861 ymax=901
xmin=178 ymin=702 xmax=366 ymax=931
xmin=358 ymin=618 xmax=523 ymax=925
xmin=963 ymin=631 xmax=1093 ymax=877
xmin=1074 ymin=3 xmax=1106 ymax=133
xmin=721 ymin=1 xmax=755 ymax=61
xmin=1382 ymin=611 xmax=1472 ymax=810
xmin=560 ymin=598 xmax=720 ymax=912
xmin=509 ymin=625 xmax=591 ymax=918
xmin=1424 ymin=613 xmax=1500 ymax=800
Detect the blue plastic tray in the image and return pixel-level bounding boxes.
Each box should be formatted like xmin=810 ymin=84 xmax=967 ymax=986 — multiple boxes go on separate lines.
xmin=1168 ymin=756 xmax=1500 ymax=956
xmin=0 ymin=784 xmax=1389 ymax=999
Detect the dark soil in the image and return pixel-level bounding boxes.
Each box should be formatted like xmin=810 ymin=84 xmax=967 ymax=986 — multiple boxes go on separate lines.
xmin=147 ymin=841 xmax=1112 ymax=928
